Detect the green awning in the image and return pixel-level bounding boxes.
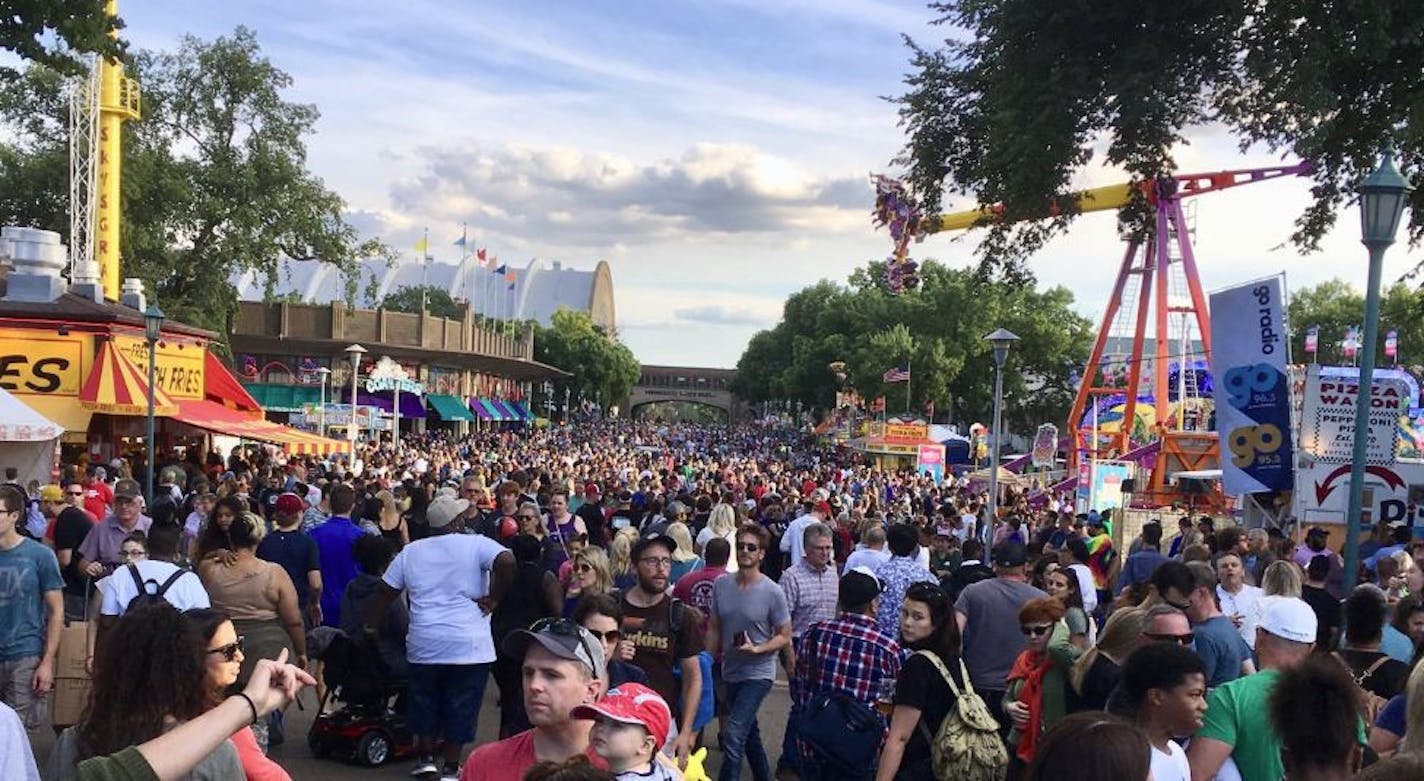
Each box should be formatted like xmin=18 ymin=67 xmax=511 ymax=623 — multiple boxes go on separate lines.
xmin=427 ymin=394 xmax=476 ymax=421
xmin=241 ymin=383 xmax=323 ymax=413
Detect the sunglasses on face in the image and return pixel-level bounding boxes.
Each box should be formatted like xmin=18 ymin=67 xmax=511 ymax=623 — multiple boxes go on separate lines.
xmin=586 ymin=628 xmax=620 ymax=643
xmin=519 ymin=514 xmax=538 ymax=521
xmin=737 ymin=543 xmax=760 ymax=552
xmin=206 ymin=636 xmax=245 ymax=662
xmin=1144 ymin=632 xmax=1195 ymax=646
xmin=575 ymin=563 xmax=594 ymax=573
xmin=1020 ymin=624 xmax=1053 ymax=637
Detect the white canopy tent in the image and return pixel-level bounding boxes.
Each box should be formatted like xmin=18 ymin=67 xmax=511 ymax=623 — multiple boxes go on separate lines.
xmin=0 ymin=387 xmax=62 ymax=486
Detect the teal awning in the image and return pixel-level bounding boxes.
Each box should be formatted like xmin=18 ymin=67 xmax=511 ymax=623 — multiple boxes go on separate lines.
xmin=427 ymin=393 xmax=476 ymax=421
xmin=241 ymin=383 xmax=322 ymax=413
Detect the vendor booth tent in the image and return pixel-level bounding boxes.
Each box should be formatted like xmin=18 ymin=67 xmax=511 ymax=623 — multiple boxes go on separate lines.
xmin=0 ymin=386 xmax=61 ymax=485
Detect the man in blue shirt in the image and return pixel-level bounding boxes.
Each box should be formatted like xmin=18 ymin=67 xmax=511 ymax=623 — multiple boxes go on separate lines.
xmin=257 ymin=493 xmax=323 ymax=626
xmin=309 ymin=483 xmax=366 ymax=627
xmin=0 ymin=483 xmax=63 ymax=731
xmin=1117 ymin=520 xmax=1169 ymax=594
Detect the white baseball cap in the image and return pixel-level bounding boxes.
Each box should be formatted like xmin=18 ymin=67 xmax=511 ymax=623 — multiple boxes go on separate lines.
xmin=1256 ymin=596 xmax=1317 ymax=644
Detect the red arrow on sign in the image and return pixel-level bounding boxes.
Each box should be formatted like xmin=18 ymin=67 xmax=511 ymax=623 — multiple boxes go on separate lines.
xmin=1314 ymin=464 xmax=1406 ymax=505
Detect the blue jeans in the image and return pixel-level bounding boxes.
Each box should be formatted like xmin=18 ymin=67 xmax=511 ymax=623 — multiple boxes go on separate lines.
xmin=406 ymin=662 xmax=490 ymax=745
xmin=719 ymin=678 xmax=773 ymax=781
xmin=778 ymin=700 xmax=802 ymax=772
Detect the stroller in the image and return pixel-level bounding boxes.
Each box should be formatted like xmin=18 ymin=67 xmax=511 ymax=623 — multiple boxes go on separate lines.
xmin=307 ymin=629 xmax=419 ymax=766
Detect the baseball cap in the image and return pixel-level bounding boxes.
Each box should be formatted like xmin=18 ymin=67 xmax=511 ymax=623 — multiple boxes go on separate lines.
xmin=570 ymin=682 xmax=671 ymax=748
xmin=114 ymin=478 xmax=141 ymax=500
xmin=585 ymin=483 xmax=601 ymax=497
xmin=1306 ymin=526 xmax=1329 ymax=538
xmin=426 ymin=494 xmax=470 ymax=529
xmin=631 ymin=532 xmax=676 ymax=561
xmin=840 ymin=568 xmax=882 ymax=608
xmin=1256 ymin=596 xmax=1318 ymax=644
xmin=993 ymin=541 xmax=1028 ymax=568
xmin=504 ymin=617 xmax=607 ymax=682
xmin=274 ymin=493 xmax=304 ymax=516
xmin=814 ymin=500 xmax=833 ymax=517
xmin=40 ymin=485 xmax=64 ymax=502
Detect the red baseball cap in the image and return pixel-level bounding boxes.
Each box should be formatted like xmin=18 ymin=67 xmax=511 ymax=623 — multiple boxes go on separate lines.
xmin=570 ymin=683 xmax=671 ymax=748
xmin=274 ymin=493 xmax=305 ymax=516
xmin=814 ymin=501 xmax=833 ymax=517
xmin=585 ymin=483 xmax=601 ymax=497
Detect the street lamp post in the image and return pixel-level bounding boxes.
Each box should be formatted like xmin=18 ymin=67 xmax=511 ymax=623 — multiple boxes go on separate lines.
xmin=345 ymin=344 xmax=367 ymax=458
xmin=983 ymin=328 xmax=1020 ymax=547
xmin=1344 ymin=149 xmax=1412 ymax=589
xmin=142 ymin=304 xmax=165 ymax=506
xmin=316 ymin=367 xmax=331 ymax=438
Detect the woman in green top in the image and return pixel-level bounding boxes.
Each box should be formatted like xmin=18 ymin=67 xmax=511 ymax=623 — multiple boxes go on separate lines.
xmin=1005 ymin=597 xmax=1084 ymax=767
xmin=1044 ymin=568 xmax=1093 ymax=649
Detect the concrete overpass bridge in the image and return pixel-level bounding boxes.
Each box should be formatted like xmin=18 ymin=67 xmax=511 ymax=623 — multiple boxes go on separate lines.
xmin=626 ymin=365 xmax=743 ymax=422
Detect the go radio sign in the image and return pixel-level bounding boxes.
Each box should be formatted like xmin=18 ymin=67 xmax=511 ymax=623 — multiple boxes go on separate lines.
xmin=1209 ymin=277 xmax=1295 ymax=494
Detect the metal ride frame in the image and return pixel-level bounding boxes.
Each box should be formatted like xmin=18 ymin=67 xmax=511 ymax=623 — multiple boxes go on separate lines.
xmin=922 ymin=161 xmax=1313 ymax=475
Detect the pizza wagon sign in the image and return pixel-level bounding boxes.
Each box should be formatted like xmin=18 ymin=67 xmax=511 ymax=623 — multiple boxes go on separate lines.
xmin=1299 ymin=365 xmax=1409 ymax=467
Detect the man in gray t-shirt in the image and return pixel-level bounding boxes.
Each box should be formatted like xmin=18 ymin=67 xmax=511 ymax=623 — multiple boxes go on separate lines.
xmin=708 ymin=525 xmax=792 ymax=781
xmin=955 ymin=542 xmax=1045 ymax=727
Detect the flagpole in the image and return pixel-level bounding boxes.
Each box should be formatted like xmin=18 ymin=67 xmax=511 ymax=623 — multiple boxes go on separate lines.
xmin=419 ymin=227 xmax=430 ymax=314
xmin=906 ymin=357 xmax=912 ymax=417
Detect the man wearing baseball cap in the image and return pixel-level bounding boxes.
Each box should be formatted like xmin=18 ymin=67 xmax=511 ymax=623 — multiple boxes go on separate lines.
xmin=461 ymin=618 xmax=609 ymax=780
xmin=256 ymin=493 xmax=323 ymax=627
xmin=1188 ymin=596 xmax=1320 ymax=781
xmin=75 ymin=478 xmax=151 ymax=579
xmin=573 ymin=682 xmax=677 ymax=781
xmin=364 ymin=492 xmax=514 ymax=781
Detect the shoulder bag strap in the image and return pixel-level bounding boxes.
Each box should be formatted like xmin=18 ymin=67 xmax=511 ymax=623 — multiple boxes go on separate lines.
xmin=127 ymin=562 xmax=146 ymax=593
xmin=915 ymin=649 xmax=964 ymax=698
xmin=1361 ymin=655 xmax=1391 ymax=681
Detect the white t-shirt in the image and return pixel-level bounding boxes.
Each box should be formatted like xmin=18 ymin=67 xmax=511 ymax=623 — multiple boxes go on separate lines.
xmin=1067 ymin=563 xmax=1098 ymax=613
xmin=383 ymin=533 xmax=509 ymax=665
xmin=696 ymin=526 xmax=736 ymax=552
xmin=1150 ymin=740 xmax=1190 ymax=781
xmin=99 ymin=561 xmax=210 ymax=615
xmin=844 ymin=546 xmax=892 ymax=575
xmin=1217 ymin=583 xmax=1264 ymax=649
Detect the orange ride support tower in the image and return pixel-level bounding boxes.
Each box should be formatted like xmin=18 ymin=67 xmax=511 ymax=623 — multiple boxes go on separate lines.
xmin=920 ymin=162 xmax=1313 ymax=475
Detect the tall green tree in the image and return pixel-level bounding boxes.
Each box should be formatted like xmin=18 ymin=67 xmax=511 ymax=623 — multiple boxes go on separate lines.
xmin=382 ymin=285 xmax=464 ymax=320
xmin=734 ymin=259 xmax=1092 ymax=433
xmin=0 ymin=27 xmax=391 ymax=339
xmin=895 ymin=2 xmax=1424 ymax=279
xmin=1288 ymin=278 xmax=1424 ymax=367
xmin=0 ymin=0 xmax=123 ymax=80
xmin=534 ymin=307 xmax=640 ymax=413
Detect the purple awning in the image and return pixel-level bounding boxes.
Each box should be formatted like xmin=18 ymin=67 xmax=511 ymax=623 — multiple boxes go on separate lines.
xmin=340 ymin=388 xmax=426 ymax=418
xmin=472 ymin=397 xmax=493 ymax=420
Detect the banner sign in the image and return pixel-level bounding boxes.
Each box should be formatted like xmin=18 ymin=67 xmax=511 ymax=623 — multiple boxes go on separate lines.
xmin=1299 ymin=364 xmax=1409 ymax=467
xmin=916 ymin=443 xmax=945 ymax=484
xmin=1031 ymin=423 xmax=1058 ymax=468
xmin=1089 ymin=460 xmax=1132 ymax=511
xmin=1210 ymin=278 xmax=1295 ymax=494
xmin=884 ymin=423 xmax=928 ymax=442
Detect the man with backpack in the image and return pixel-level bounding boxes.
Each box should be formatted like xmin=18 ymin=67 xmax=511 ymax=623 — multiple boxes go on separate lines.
xmin=791 ymin=568 xmax=900 ymax=780
xmin=93 ymin=524 xmax=209 ymax=658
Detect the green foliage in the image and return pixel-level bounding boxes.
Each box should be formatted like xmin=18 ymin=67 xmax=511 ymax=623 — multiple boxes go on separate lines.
xmin=534 ymin=307 xmax=640 ymax=412
xmin=1288 ymin=278 xmax=1424 ymax=367
xmin=0 ymin=0 xmax=123 ymax=80
xmin=381 ymin=284 xmax=464 ymax=320
xmin=896 ymin=1 xmax=1424 ymax=279
xmin=732 ymin=260 xmax=1092 ymax=433
xmin=0 ymin=27 xmax=392 ymax=340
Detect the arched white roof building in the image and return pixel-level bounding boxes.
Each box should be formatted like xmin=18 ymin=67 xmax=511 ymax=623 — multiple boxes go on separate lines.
xmin=234 ymin=257 xmax=616 ymax=333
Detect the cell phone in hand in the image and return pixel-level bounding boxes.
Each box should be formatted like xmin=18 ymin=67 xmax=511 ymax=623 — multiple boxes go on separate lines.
xmin=733 ymin=630 xmax=750 ymax=647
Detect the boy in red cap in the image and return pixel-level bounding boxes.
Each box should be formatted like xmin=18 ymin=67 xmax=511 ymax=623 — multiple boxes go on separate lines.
xmin=571 ymin=683 xmax=677 ymax=781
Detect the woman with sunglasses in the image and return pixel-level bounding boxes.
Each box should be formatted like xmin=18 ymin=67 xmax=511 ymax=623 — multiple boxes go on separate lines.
xmin=563 ymin=546 xmax=613 ymax=618
xmin=1004 ymin=597 xmax=1075 ymax=769
xmin=186 ymin=607 xmax=291 ymax=780
xmin=875 ymin=581 xmax=965 ymax=781
xmin=49 ymin=603 xmax=244 ymax=780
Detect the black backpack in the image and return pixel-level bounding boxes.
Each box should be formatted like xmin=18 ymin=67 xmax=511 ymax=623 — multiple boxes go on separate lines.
xmin=125 ymin=564 xmax=192 ymax=612
xmin=795 ymin=690 xmax=884 ymax=776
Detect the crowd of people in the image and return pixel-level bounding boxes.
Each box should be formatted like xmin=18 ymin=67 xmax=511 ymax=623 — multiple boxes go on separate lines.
xmin=3 ymin=419 xmax=1424 ymax=781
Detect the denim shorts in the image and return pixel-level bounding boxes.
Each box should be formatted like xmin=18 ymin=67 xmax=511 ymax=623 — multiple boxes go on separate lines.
xmin=406 ymin=662 xmax=490 ymax=744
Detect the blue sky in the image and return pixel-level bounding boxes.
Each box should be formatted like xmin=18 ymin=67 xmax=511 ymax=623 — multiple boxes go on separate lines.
xmin=116 ymin=0 xmax=1415 ymax=367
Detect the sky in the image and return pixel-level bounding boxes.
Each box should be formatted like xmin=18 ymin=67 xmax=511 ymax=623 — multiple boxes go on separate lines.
xmin=113 ymin=0 xmax=1418 ymax=368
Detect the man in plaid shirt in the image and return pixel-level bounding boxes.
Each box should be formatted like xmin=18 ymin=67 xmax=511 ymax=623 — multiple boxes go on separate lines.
xmin=791 ymin=568 xmax=902 ymax=780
